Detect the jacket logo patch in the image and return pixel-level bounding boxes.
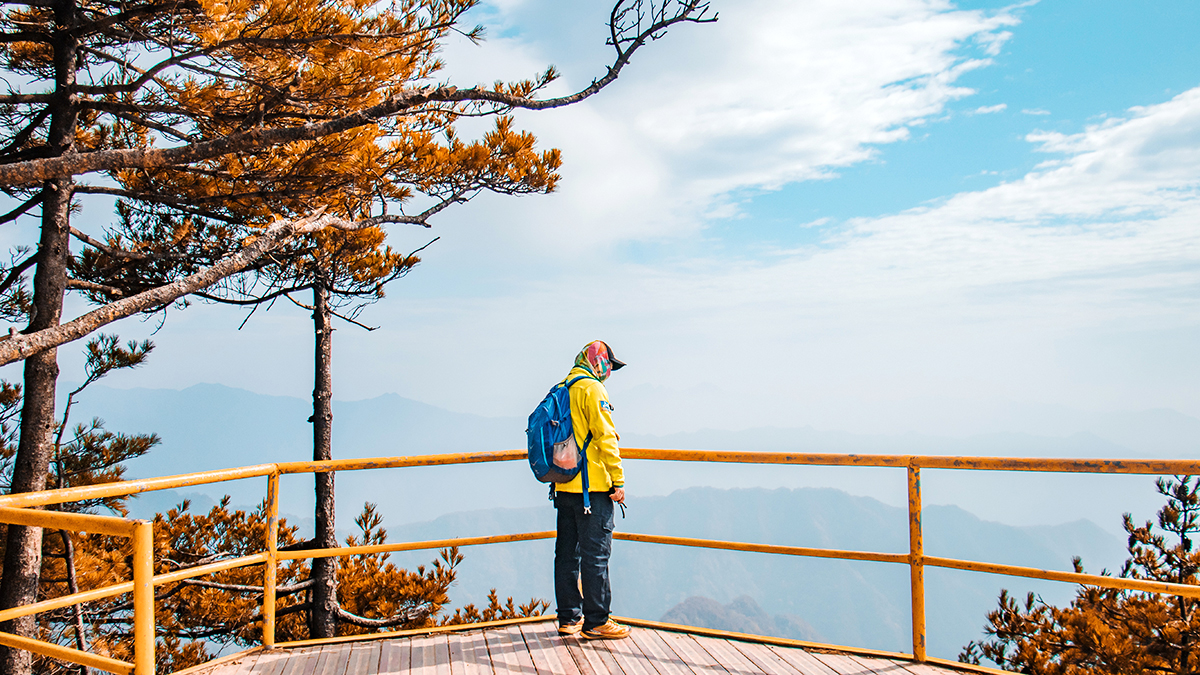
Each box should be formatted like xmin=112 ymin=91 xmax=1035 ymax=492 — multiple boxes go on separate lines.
xmin=600 ymin=400 xmax=615 ymax=411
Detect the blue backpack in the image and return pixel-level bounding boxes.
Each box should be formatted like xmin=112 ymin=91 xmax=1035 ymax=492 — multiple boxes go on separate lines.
xmin=527 ymin=374 xmax=596 ymax=513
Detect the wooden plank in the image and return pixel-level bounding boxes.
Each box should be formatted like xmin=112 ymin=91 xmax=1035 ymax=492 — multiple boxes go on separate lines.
xmin=361 ymin=641 xmax=385 ymax=675
xmin=597 ymin=631 xmax=659 ymax=675
xmin=297 ymin=648 xmax=325 ymax=675
xmin=412 ymin=635 xmax=453 ymax=675
xmin=843 ymin=656 xmax=917 ymax=675
xmin=563 ymin=637 xmax=611 ymax=675
xmin=412 ymin=636 xmax=439 ymax=675
xmin=519 ymin=621 xmax=583 ymax=675
xmin=726 ymin=641 xmax=804 ymax=675
xmin=308 ymin=646 xmax=336 ymax=675
xmin=876 ymin=660 xmax=954 ymax=675
xmin=627 ymin=628 xmax=698 ymax=675
xmin=277 ymin=650 xmax=317 ymax=675
xmin=844 ymin=653 xmax=926 ymax=672
xmin=577 ymin=639 xmax=625 ymax=675
xmin=322 ymin=643 xmax=357 ymax=675
xmin=811 ymin=653 xmax=884 ymax=675
xmin=378 ymin=639 xmax=409 ymax=674
xmin=657 ymin=632 xmax=728 ymax=673
xmin=316 ymin=644 xmax=351 ymax=675
xmin=690 ymin=636 xmax=761 ymax=675
xmin=434 ymin=634 xmax=454 ymax=675
xmin=486 ymin=624 xmax=534 ymax=674
xmin=503 ymin=625 xmax=541 ymax=675
xmin=449 ymin=631 xmax=493 ymax=675
xmin=213 ymin=652 xmax=264 ymax=675
xmin=343 ymin=643 xmax=367 ymax=675
xmin=764 ymin=646 xmax=839 ymax=675
xmin=251 ymin=651 xmax=293 ymax=675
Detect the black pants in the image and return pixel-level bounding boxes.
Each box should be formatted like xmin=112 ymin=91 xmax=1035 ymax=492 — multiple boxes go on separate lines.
xmin=553 ymin=491 xmax=615 ymax=630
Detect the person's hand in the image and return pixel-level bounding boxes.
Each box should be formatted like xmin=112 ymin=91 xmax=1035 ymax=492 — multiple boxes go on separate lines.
xmin=612 ymin=487 xmax=625 ymax=504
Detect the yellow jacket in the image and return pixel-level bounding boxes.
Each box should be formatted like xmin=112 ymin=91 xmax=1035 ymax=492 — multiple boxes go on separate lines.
xmin=555 ymin=366 xmax=624 ymax=493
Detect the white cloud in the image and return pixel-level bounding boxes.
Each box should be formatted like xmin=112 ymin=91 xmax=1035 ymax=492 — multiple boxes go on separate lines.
xmin=1021 ymin=108 xmax=1051 ymax=115
xmin=431 ymin=0 xmax=1020 ymax=252
xmin=329 ymin=84 xmax=1200 ymax=433
xmin=971 ymin=103 xmax=1007 ymax=114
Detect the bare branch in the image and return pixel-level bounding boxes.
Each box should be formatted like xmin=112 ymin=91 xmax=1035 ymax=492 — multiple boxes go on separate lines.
xmin=284 ymin=294 xmax=378 ymax=330
xmin=0 ymin=191 xmax=42 ymax=226
xmin=0 ymin=250 xmax=37 ymax=296
xmin=0 ymin=32 xmax=52 ymax=44
xmin=0 ymin=94 xmax=51 ymax=105
xmin=193 ymin=284 xmax=312 ymax=306
xmin=0 ymin=208 xmax=375 ymax=365
xmin=360 ymin=190 xmax=471 ymax=228
xmin=0 ymin=107 xmax=50 ymax=158
xmin=336 ymin=604 xmax=434 ymax=628
xmin=65 ymin=278 xmax=124 ymax=297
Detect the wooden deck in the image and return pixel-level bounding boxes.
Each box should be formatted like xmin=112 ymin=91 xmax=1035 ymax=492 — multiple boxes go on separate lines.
xmin=194 ymin=621 xmax=980 ymax=675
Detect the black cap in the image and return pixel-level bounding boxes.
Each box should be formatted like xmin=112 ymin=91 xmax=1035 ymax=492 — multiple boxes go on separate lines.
xmin=606 ymin=343 xmax=626 ymax=370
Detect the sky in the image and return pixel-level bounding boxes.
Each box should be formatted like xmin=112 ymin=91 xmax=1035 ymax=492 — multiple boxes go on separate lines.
xmin=15 ymin=0 xmax=1200 ymax=440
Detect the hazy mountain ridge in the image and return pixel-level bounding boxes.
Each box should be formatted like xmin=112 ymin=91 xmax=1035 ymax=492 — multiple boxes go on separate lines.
xmin=75 ymin=383 xmax=1199 ymax=534
xmin=660 ymin=596 xmax=822 ymax=642
xmin=381 ymin=485 xmax=1125 ymax=660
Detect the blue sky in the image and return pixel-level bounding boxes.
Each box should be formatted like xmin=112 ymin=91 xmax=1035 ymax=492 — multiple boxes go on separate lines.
xmin=714 ymin=0 xmax=1200 ymax=247
xmin=17 ymin=0 xmax=1200 ymax=441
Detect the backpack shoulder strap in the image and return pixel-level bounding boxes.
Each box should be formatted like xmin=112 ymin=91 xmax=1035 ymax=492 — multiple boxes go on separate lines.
xmin=565 ymin=374 xmax=597 ymax=388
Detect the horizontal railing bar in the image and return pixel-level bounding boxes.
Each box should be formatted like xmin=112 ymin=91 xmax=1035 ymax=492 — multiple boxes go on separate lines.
xmin=0 ymin=452 xmax=528 ymax=508
xmin=0 ymin=464 xmax=279 ymax=508
xmin=614 ymin=532 xmax=910 ymax=564
xmin=274 ymin=449 xmax=528 ymax=474
xmin=0 ymin=554 xmax=271 ymax=628
xmin=0 ymin=506 xmax=137 ymax=537
xmin=925 ymin=555 xmax=1200 ymax=598
xmin=0 ymin=580 xmax=133 ymax=625
xmin=154 ymin=553 xmax=269 ymax=586
xmin=622 ymin=449 xmax=1200 ymax=474
xmin=2 ymin=450 xmax=1197 ymax=510
xmin=917 ymin=456 xmax=1200 ymax=474
xmin=277 ymin=531 xmax=556 ymax=561
xmin=0 ymin=631 xmax=132 ymax=675
xmin=622 ymin=449 xmax=911 ymax=467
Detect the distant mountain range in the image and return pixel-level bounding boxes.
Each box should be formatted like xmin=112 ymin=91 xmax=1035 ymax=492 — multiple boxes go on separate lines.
xmin=88 ymin=383 xmax=1199 ymax=534
xmin=84 ymin=383 xmax=1164 ymax=660
xmin=660 ymin=596 xmax=822 ymax=642
xmin=377 ymin=485 xmax=1125 ymax=660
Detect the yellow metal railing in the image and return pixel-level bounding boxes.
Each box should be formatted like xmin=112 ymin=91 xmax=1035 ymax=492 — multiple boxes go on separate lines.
xmin=0 ymin=449 xmax=1196 ymax=673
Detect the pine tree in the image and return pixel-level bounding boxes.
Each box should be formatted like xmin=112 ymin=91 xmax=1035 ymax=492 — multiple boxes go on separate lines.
xmin=961 ymin=475 xmax=1200 ymax=675
xmin=0 ymin=2 xmax=714 ymax=667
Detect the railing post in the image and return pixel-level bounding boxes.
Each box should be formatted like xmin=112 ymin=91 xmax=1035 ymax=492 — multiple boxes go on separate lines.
xmin=907 ymin=462 xmax=926 ymax=662
xmin=263 ymin=472 xmax=280 ymax=648
xmin=133 ymin=520 xmax=155 ymax=675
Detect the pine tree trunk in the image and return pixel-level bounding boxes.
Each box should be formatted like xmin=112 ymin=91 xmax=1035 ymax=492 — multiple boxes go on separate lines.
xmin=309 ymin=283 xmax=338 ymax=638
xmin=0 ymin=4 xmax=77 ymax=663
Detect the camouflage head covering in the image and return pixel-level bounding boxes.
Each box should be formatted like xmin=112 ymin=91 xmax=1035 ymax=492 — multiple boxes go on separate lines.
xmin=575 ymin=340 xmax=615 ymax=382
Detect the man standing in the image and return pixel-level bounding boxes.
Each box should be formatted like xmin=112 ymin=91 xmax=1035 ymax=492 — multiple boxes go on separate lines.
xmin=555 ymin=340 xmax=630 ymax=640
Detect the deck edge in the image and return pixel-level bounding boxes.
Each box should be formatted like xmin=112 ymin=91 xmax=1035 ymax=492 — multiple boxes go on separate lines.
xmin=169 ymin=646 xmax=266 ymax=675
xmin=613 ymin=616 xmax=1015 ymax=675
xmin=273 ymin=614 xmax=554 ymax=648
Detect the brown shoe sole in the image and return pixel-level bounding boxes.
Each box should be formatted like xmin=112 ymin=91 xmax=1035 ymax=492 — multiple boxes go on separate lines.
xmin=582 ymin=628 xmax=631 ymax=640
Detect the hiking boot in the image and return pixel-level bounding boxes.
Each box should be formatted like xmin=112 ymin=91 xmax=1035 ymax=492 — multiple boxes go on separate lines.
xmin=558 ymin=620 xmax=583 ymax=636
xmin=582 ymin=620 xmax=630 ymax=640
